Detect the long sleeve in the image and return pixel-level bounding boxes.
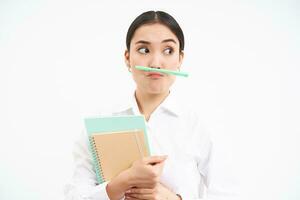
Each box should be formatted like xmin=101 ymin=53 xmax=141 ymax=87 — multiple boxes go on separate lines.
xmin=195 ymin=139 xmax=239 ymax=200
xmin=182 ymin=116 xmax=240 ymax=200
xmin=64 ymin=130 xmax=110 ymax=200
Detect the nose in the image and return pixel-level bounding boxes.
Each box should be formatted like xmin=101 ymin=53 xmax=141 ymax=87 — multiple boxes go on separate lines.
xmin=149 ymin=53 xmax=162 ymax=69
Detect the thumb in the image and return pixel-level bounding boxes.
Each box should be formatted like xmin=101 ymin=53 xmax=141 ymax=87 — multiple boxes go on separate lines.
xmin=143 ymin=155 xmax=168 ymax=165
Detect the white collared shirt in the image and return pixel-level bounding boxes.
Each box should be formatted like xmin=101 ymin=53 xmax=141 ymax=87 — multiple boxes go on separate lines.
xmin=64 ymin=91 xmax=239 ymax=200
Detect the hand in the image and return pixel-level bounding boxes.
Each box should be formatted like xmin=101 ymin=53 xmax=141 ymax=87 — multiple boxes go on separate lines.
xmin=124 ymin=182 xmax=181 ymax=200
xmin=126 ymin=155 xmax=168 ymax=188
xmin=106 ymin=155 xmax=167 ymax=200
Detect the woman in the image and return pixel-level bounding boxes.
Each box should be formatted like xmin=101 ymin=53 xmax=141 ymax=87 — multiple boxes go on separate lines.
xmin=65 ymin=11 xmax=237 ymax=200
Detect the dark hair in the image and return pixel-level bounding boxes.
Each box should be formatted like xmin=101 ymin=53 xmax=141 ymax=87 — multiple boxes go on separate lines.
xmin=126 ymin=11 xmax=184 ymax=52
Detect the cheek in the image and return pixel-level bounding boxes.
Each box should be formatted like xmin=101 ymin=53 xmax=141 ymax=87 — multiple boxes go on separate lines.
xmin=131 ymin=70 xmax=144 ymax=83
xmin=166 ymin=55 xmax=182 ymax=68
xmin=168 ymin=76 xmax=176 ymax=86
xmin=129 ymin=52 xmax=145 ymax=65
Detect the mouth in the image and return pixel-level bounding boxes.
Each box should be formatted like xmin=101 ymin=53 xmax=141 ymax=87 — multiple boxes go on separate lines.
xmin=147 ymin=72 xmax=164 ymax=78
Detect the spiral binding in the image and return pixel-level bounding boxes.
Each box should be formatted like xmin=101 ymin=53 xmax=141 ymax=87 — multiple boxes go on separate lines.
xmin=89 ymin=135 xmax=105 ymax=183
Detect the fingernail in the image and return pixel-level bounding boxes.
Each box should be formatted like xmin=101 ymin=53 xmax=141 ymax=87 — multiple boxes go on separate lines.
xmin=125 ymin=190 xmax=131 ymax=194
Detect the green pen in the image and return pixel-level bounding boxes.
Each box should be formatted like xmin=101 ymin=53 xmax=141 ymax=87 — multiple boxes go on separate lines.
xmin=135 ymin=66 xmax=189 ymax=77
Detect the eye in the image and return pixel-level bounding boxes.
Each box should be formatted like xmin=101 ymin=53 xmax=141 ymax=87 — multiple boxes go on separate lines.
xmin=138 ymin=47 xmax=150 ymax=54
xmin=163 ymin=47 xmax=174 ymax=55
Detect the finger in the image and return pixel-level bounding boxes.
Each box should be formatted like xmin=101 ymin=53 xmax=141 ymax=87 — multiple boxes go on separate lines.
xmin=143 ymin=155 xmax=168 ymax=165
xmin=153 ymin=160 xmax=165 ymax=168
xmin=126 ymin=193 xmax=152 ymax=200
xmin=130 ymin=184 xmax=157 ymax=190
xmin=126 ymin=188 xmax=155 ymax=194
xmin=129 ymin=181 xmax=156 ymax=189
xmin=152 ymin=161 xmax=166 ymax=173
xmin=125 ymin=194 xmax=142 ymax=200
xmin=125 ymin=197 xmax=140 ymax=200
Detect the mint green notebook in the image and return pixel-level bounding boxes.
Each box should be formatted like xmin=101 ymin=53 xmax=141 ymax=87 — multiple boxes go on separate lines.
xmin=84 ymin=115 xmax=151 ymax=184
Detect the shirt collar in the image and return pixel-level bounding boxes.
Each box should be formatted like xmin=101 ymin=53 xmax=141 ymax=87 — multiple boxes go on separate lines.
xmin=115 ymin=90 xmax=182 ymax=117
xmin=157 ymin=90 xmax=182 ymax=117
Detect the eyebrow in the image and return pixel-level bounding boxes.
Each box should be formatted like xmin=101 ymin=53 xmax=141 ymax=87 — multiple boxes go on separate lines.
xmin=162 ymin=39 xmax=177 ymax=44
xmin=135 ymin=39 xmax=177 ymax=45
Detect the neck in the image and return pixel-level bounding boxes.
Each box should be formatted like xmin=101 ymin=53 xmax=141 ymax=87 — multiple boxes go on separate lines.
xmin=135 ymin=89 xmax=170 ymax=121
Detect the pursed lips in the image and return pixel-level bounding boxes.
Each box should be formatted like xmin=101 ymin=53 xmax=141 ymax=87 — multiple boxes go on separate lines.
xmin=147 ymin=72 xmax=164 ymax=77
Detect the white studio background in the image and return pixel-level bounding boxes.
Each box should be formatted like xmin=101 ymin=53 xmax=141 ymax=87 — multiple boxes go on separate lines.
xmin=0 ymin=0 xmax=299 ymax=199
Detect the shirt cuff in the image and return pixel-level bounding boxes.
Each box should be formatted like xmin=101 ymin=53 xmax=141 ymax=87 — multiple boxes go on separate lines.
xmin=83 ymin=181 xmax=110 ymax=200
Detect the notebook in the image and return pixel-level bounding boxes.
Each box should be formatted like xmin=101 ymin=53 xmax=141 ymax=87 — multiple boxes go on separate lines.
xmin=84 ymin=115 xmax=151 ymax=184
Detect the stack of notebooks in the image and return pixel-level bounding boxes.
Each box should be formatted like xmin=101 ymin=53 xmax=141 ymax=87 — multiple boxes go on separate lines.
xmin=84 ymin=115 xmax=151 ymax=184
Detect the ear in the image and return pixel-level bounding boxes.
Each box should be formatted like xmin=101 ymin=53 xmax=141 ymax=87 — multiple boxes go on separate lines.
xmin=178 ymin=51 xmax=184 ymax=70
xmin=124 ymin=50 xmax=130 ymax=69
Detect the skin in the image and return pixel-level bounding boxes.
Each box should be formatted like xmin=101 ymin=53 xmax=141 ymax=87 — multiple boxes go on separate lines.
xmin=125 ymin=23 xmax=184 ymax=121
xmin=106 ymin=23 xmax=184 ymax=200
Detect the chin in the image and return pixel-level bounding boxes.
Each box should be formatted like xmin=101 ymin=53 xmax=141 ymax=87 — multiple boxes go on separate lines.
xmin=147 ymin=88 xmax=168 ymax=95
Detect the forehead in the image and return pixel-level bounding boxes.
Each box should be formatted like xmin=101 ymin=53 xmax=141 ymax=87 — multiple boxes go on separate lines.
xmin=131 ymin=23 xmax=179 ymax=44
